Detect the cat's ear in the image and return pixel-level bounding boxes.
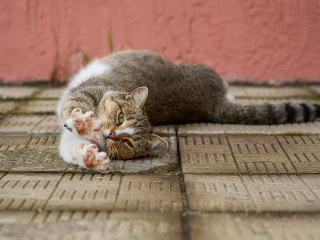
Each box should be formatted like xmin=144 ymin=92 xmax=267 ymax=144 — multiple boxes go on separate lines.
xmin=130 ymin=87 xmax=148 ymax=109
xmin=146 ymin=134 xmax=168 ymax=154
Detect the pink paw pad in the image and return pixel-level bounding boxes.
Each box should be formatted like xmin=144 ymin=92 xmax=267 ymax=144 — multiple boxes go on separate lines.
xmin=71 ymin=108 xmax=103 ymax=142
xmin=77 ymin=143 xmax=111 ymax=173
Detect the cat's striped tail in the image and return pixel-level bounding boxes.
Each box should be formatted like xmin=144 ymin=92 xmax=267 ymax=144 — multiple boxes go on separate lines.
xmin=213 ymin=102 xmax=320 ymax=124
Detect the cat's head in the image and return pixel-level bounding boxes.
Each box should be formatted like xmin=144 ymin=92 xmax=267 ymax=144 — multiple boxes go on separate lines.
xmin=96 ymin=86 xmax=168 ymax=159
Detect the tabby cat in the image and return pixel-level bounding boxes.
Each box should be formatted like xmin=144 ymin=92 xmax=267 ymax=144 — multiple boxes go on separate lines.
xmin=57 ymin=50 xmax=320 ymax=173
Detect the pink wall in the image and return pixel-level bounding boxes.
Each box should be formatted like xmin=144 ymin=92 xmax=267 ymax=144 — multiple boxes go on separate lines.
xmin=1 ymin=0 xmax=320 ymax=83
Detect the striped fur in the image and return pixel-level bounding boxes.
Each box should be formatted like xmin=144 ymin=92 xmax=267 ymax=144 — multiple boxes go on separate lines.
xmin=213 ymin=102 xmax=320 ymax=124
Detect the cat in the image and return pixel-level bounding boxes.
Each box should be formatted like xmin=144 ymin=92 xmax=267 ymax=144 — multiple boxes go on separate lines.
xmin=57 ymin=50 xmax=320 ymax=173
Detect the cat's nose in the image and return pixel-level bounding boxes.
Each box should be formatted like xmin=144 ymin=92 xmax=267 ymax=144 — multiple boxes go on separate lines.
xmin=108 ymin=131 xmax=116 ymax=140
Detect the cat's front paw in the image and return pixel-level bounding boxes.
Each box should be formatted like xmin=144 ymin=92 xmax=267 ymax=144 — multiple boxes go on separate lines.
xmin=76 ymin=143 xmax=111 ymax=173
xmin=65 ymin=108 xmax=104 ymax=142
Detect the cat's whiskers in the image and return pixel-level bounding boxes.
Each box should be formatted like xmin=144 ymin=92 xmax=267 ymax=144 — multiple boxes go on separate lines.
xmin=142 ymin=104 xmax=158 ymax=112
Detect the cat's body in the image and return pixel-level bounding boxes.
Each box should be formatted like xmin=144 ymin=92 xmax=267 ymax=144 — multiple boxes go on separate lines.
xmin=57 ymin=50 xmax=320 ymax=172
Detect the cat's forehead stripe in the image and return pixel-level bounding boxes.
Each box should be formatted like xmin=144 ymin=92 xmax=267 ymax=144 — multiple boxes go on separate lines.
xmin=103 ymin=90 xmax=119 ymax=98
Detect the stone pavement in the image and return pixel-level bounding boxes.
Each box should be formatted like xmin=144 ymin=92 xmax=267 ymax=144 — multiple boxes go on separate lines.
xmin=1 ymin=85 xmax=320 ymax=239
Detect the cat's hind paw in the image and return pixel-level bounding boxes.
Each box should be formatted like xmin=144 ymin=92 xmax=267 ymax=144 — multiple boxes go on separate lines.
xmin=77 ymin=143 xmax=111 ymax=173
xmin=65 ymin=108 xmax=104 ymax=142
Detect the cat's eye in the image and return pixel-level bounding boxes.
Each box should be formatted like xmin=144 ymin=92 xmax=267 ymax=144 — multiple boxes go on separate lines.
xmin=118 ymin=112 xmax=124 ymax=125
xmin=125 ymin=140 xmax=133 ymax=148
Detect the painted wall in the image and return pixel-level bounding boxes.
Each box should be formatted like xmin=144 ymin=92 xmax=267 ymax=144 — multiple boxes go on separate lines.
xmin=1 ymin=0 xmax=320 ymax=83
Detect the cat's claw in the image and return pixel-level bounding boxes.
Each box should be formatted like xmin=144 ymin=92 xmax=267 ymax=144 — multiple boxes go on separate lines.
xmin=77 ymin=143 xmax=111 ymax=173
xmin=66 ymin=108 xmax=104 ymax=142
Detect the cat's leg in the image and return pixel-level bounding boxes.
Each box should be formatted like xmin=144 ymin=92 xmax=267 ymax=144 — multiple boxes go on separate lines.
xmin=64 ymin=108 xmax=104 ymax=142
xmin=59 ymin=129 xmax=111 ymax=173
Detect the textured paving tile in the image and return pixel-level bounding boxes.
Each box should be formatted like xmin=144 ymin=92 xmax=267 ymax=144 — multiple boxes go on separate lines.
xmin=179 ymin=123 xmax=225 ymax=135
xmin=184 ymin=174 xmax=255 ymax=212
xmin=187 ymin=213 xmax=320 ymax=240
xmin=19 ymin=100 xmax=58 ymax=113
xmin=188 ymin=213 xmax=269 ymax=240
xmin=185 ymin=174 xmax=320 ymax=213
xmin=228 ymin=136 xmax=295 ymax=174
xmin=179 ymin=136 xmax=238 ymax=174
xmin=152 ymin=125 xmax=176 ymax=136
xmin=0 ymin=115 xmax=46 ymax=134
xmin=178 ymin=123 xmax=273 ymax=135
xmin=116 ymin=174 xmax=183 ymax=212
xmin=30 ymin=115 xmax=61 ymax=134
xmin=244 ymin=87 xmax=312 ymax=99
xmin=0 ymin=136 xmax=67 ymax=172
xmin=0 ymin=173 xmax=62 ymax=211
xmin=35 ymin=88 xmax=66 ymax=99
xmin=0 ymin=136 xmax=177 ymax=173
xmin=179 ymin=133 xmax=320 ymax=174
xmin=278 ymin=135 xmax=320 ymax=173
xmin=0 ymin=211 xmax=182 ymax=240
xmin=0 ymin=86 xmax=40 ymax=99
xmin=242 ymin=174 xmax=320 ymax=212
xmin=270 ymin=122 xmax=320 ymax=134
xmin=0 ymin=101 xmax=20 ymax=113
xmin=249 ymin=98 xmax=320 ymax=105
xmin=301 ymin=174 xmax=320 ymax=200
xmin=178 ymin=122 xmax=320 ymax=135
xmin=46 ymin=173 xmax=121 ymax=210
xmin=234 ymin=98 xmax=320 ymax=105
xmin=229 ymin=86 xmax=248 ymax=98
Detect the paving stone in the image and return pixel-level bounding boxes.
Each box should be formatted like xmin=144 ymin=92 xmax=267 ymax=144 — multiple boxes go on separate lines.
xmin=0 ymin=86 xmax=40 ymax=99
xmin=178 ymin=123 xmax=275 ymax=136
xmin=0 ymin=173 xmax=62 ymax=211
xmin=270 ymin=122 xmax=320 ymax=135
xmin=185 ymin=174 xmax=320 ymax=213
xmin=228 ymin=136 xmax=295 ymax=174
xmin=179 ymin=136 xmax=238 ymax=174
xmin=188 ymin=213 xmax=269 ymax=240
xmin=178 ymin=122 xmax=320 ymax=136
xmin=19 ymin=100 xmax=58 ymax=113
xmin=0 ymin=115 xmax=46 ymax=134
xmin=0 ymin=136 xmax=67 ymax=172
xmin=187 ymin=213 xmax=320 ymax=240
xmin=46 ymin=173 xmax=121 ymax=211
xmin=35 ymin=88 xmax=66 ymax=99
xmin=152 ymin=125 xmax=176 ymax=136
xmin=0 ymin=136 xmax=177 ymax=173
xmin=184 ymin=174 xmax=256 ymax=212
xmin=229 ymin=86 xmax=248 ymax=98
xmin=0 ymin=211 xmax=182 ymax=240
xmin=0 ymin=101 xmax=20 ymax=113
xmin=244 ymin=87 xmax=312 ymax=99
xmin=222 ymin=124 xmax=274 ymax=135
xmin=250 ymin=98 xmax=320 ymax=105
xmin=30 ymin=115 xmax=61 ymax=134
xmin=109 ymin=212 xmax=182 ymax=240
xmin=242 ymin=174 xmax=320 ymax=212
xmin=116 ymin=174 xmax=183 ymax=212
xmin=180 ymin=135 xmax=301 ymax=174
xmin=277 ymin=135 xmax=320 ymax=173
xmin=300 ymin=174 xmax=320 ymax=200
xmin=178 ymin=123 xmax=225 ymax=135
